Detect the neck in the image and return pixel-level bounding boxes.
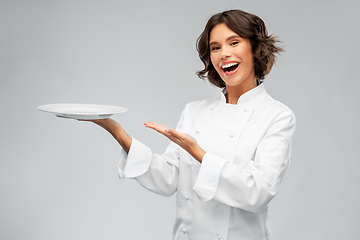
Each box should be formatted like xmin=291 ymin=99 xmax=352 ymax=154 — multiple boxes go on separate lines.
xmin=225 ymin=79 xmax=257 ymax=104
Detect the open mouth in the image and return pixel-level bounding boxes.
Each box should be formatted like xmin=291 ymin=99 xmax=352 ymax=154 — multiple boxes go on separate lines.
xmin=221 ymin=62 xmax=240 ymax=75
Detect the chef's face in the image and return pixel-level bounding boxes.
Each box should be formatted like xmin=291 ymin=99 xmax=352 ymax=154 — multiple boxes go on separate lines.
xmin=209 ymin=23 xmax=256 ymax=88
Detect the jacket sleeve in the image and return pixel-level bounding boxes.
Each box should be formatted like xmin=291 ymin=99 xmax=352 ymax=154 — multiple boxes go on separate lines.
xmin=192 ymin=109 xmax=296 ymax=213
xmin=117 ymin=109 xmax=185 ymax=197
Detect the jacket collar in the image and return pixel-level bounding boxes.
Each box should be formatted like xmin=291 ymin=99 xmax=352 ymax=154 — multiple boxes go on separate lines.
xmin=220 ymin=84 xmax=267 ymax=106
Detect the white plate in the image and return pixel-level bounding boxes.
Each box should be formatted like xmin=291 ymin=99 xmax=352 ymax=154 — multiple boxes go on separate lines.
xmin=37 ymin=103 xmax=127 ymax=120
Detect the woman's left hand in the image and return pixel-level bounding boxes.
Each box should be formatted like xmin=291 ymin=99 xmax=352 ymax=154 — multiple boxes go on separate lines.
xmin=144 ymin=121 xmax=205 ymax=163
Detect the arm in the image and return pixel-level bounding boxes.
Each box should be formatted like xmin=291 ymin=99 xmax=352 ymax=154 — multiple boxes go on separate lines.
xmin=84 ymin=117 xmax=180 ymax=197
xmin=89 ymin=118 xmax=132 ymax=153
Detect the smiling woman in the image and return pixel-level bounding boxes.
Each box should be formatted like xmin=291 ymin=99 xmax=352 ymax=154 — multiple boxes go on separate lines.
xmin=197 ymin=9 xmax=282 ymax=89
xmin=84 ymin=9 xmax=295 ymax=240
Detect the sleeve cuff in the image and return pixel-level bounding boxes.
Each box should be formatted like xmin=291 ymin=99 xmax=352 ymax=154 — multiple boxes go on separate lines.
xmin=117 ymin=138 xmax=152 ymax=179
xmin=192 ymin=152 xmax=229 ymax=201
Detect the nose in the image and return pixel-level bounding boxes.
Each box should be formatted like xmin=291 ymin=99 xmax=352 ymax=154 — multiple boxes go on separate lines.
xmin=220 ymin=46 xmax=231 ymax=60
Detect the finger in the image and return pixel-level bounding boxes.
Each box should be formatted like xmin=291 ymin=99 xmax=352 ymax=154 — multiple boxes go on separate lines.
xmin=144 ymin=122 xmax=186 ymax=146
xmin=144 ymin=121 xmax=160 ymax=131
xmin=144 ymin=121 xmax=170 ymax=135
xmin=147 ymin=121 xmax=167 ymax=130
xmin=147 ymin=122 xmax=167 ymax=132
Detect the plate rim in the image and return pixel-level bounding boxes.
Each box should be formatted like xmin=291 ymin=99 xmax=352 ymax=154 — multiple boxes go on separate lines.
xmin=37 ymin=103 xmax=127 ymax=119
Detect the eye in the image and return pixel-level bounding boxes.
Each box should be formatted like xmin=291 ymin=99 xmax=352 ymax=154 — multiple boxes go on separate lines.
xmin=230 ymin=41 xmax=239 ymax=46
xmin=211 ymin=46 xmax=220 ymax=51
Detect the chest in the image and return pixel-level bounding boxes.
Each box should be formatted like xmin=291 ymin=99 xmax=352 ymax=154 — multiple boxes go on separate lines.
xmin=184 ymin=105 xmax=266 ymax=167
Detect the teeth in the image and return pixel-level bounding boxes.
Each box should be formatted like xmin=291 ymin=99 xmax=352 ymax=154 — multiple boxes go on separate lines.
xmin=221 ymin=62 xmax=238 ymax=69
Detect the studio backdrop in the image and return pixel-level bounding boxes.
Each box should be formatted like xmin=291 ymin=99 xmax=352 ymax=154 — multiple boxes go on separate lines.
xmin=1 ymin=0 xmax=359 ymax=239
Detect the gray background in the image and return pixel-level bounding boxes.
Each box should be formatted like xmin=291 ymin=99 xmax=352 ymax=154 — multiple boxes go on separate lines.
xmin=1 ymin=0 xmax=359 ymax=239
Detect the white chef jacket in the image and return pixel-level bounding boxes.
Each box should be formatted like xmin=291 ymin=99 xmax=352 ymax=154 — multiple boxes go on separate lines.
xmin=117 ymin=84 xmax=296 ymax=240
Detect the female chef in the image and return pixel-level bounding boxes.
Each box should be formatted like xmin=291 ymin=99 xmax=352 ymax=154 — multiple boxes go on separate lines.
xmin=88 ymin=9 xmax=296 ymax=240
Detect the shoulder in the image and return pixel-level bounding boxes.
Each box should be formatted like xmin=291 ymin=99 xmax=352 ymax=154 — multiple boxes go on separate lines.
xmin=183 ymin=97 xmax=217 ymax=114
xmin=177 ymin=97 xmax=217 ymax=131
xmin=262 ymin=91 xmax=295 ymax=116
xmin=254 ymin=91 xmax=296 ymax=127
xmin=254 ymin=92 xmax=296 ymax=143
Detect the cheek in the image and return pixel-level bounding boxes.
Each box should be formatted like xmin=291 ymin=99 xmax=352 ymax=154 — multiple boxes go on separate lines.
xmin=239 ymin=50 xmax=254 ymax=68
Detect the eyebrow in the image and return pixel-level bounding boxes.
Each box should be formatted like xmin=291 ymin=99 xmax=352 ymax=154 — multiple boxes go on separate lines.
xmin=209 ymin=35 xmax=241 ymax=47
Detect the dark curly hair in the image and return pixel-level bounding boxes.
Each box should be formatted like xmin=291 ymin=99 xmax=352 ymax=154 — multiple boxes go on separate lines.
xmin=196 ymin=9 xmax=283 ymax=88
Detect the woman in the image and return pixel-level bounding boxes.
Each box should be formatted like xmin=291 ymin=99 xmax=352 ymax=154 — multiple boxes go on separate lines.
xmin=89 ymin=9 xmax=296 ymax=240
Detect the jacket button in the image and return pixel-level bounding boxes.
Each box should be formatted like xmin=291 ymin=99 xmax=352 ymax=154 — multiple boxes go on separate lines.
xmin=217 ymin=234 xmax=222 ymax=239
xmin=244 ymin=109 xmax=248 ymax=112
xmin=185 ymin=194 xmax=190 ymax=200
xmin=229 ymin=132 xmax=234 ymax=138
xmin=196 ymin=129 xmax=200 ymax=134
xmin=210 ymin=105 xmax=214 ymax=110
xmin=182 ymin=227 xmax=187 ymax=233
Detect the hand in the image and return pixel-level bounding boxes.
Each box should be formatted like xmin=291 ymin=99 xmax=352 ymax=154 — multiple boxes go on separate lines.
xmin=78 ymin=118 xmax=118 ymax=130
xmin=144 ymin=121 xmax=205 ymax=162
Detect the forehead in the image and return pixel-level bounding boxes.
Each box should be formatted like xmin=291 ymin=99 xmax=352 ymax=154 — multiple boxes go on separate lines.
xmin=209 ymin=23 xmax=240 ymax=41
